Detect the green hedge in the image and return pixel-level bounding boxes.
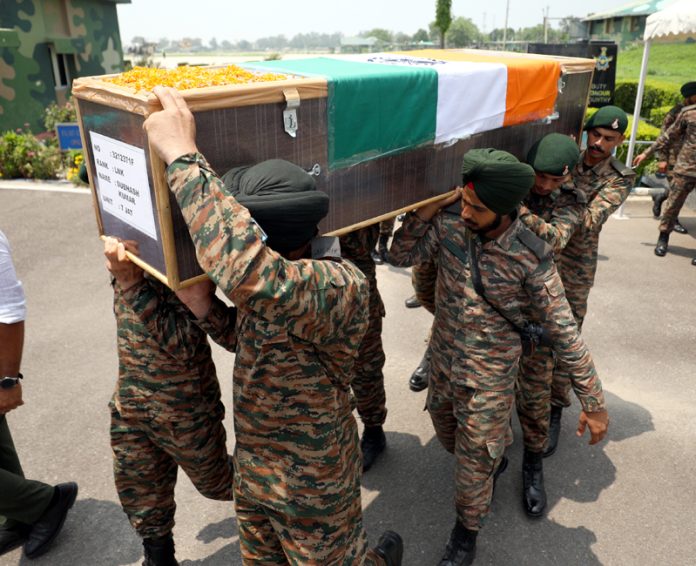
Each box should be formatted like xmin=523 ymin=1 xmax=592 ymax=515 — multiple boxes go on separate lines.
xmin=649 ymin=104 xmax=674 ymax=128
xmin=613 ymin=80 xmax=681 ymax=120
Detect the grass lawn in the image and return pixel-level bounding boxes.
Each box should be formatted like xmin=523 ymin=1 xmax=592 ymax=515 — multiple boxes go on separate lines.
xmin=616 ymin=42 xmax=696 ymax=90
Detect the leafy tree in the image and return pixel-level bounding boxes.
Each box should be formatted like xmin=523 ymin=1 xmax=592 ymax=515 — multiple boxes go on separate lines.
xmin=221 ymin=40 xmax=233 ymax=51
xmin=361 ymin=28 xmax=393 ymax=44
xmin=488 ymin=27 xmax=515 ymax=42
xmin=209 ymin=37 xmax=218 ymax=51
xmin=413 ymin=28 xmax=430 ymax=43
xmin=237 ymin=39 xmax=252 ymax=51
xmin=435 ymin=0 xmax=452 ymax=48
xmin=446 ymin=17 xmax=480 ymax=47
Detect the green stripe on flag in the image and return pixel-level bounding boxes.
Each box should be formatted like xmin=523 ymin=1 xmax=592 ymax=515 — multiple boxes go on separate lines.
xmin=248 ymin=58 xmax=438 ymax=169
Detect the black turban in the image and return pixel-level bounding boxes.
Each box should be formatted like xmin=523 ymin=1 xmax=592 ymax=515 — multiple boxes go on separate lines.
xmin=222 ymin=159 xmax=329 ymax=254
xmin=680 ymin=81 xmax=696 ymax=99
xmin=461 ymin=148 xmax=535 ymax=215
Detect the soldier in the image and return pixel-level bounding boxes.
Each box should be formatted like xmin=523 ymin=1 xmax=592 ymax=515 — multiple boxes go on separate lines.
xmin=639 ymin=82 xmax=696 ymax=230
xmin=103 ymin=237 xmax=235 ymax=566
xmin=389 ymin=148 xmax=608 ymax=566
xmin=143 ymin=86 xmax=402 ymax=566
xmin=515 ymin=134 xmax=585 ymax=517
xmin=340 ymin=226 xmax=389 ymax=471
xmin=634 ymin=82 xmax=696 ymax=263
xmin=544 ymin=106 xmax=634 ymax=455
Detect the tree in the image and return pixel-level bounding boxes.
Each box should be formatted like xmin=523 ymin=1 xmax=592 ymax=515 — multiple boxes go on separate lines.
xmin=413 ymin=28 xmax=430 ymax=43
xmin=361 ymin=28 xmax=393 ymax=44
xmin=394 ymin=32 xmax=411 ymax=45
xmin=209 ymin=37 xmax=218 ymax=51
xmin=446 ymin=17 xmax=480 ymax=47
xmin=435 ymin=0 xmax=452 ymax=49
xmin=221 ymin=39 xmax=233 ymax=51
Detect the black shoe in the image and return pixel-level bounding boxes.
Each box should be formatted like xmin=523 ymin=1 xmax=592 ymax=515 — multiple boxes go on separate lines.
xmin=143 ymin=535 xmax=179 ymax=566
xmin=409 ymin=349 xmax=431 ymax=392
xmin=361 ymin=426 xmax=386 ymax=472
xmin=651 ymin=193 xmax=666 ymax=219
xmin=378 ymin=234 xmax=390 ymax=264
xmin=404 ymin=294 xmax=422 ymax=308
xmin=655 ymin=232 xmax=669 ymax=257
xmin=23 ymin=482 xmax=78 ymax=559
xmin=674 ymin=220 xmax=688 ymax=235
xmin=0 ymin=524 xmax=31 ymax=556
xmin=522 ymin=450 xmax=547 ymax=518
xmin=373 ymin=530 xmax=403 ymax=566
xmin=371 ymin=249 xmax=385 ymax=265
xmin=492 ymin=455 xmax=508 ymax=496
xmin=544 ymin=406 xmax=563 ymax=458
xmin=692 ymin=257 xmax=696 ymax=266
xmin=437 ymin=521 xmax=477 ymax=566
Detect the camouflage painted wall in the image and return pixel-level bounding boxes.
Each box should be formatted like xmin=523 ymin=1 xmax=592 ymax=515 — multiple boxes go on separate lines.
xmin=0 ymin=0 xmax=128 ymax=133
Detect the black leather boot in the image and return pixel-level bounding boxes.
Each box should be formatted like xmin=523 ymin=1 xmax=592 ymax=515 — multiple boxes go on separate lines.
xmin=544 ymin=406 xmax=562 ymax=458
xmin=409 ymin=348 xmax=431 ymax=392
xmin=378 ymin=234 xmax=390 ymax=264
xmin=373 ymin=530 xmax=403 ymax=566
xmin=142 ymin=535 xmax=178 ymax=566
xmin=655 ymin=232 xmax=669 ymax=257
xmin=371 ymin=248 xmax=384 ymax=265
xmin=692 ymin=257 xmax=696 ymax=266
xmin=361 ymin=425 xmax=386 ymax=472
xmin=674 ymin=220 xmax=688 ymax=234
xmin=404 ymin=294 xmax=422 ymax=308
xmin=652 ymin=192 xmax=667 ymax=218
xmin=522 ymin=450 xmax=547 ymax=518
xmin=437 ymin=521 xmax=477 ymax=566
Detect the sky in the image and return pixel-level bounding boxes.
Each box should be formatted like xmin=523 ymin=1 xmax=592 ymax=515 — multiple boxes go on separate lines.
xmin=116 ymin=0 xmax=617 ymax=44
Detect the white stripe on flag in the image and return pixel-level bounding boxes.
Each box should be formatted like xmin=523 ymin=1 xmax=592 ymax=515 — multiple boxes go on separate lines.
xmin=432 ymin=62 xmax=507 ymax=144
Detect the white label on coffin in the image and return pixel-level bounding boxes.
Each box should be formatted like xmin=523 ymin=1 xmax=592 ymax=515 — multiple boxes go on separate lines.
xmin=90 ymin=132 xmax=158 ymax=240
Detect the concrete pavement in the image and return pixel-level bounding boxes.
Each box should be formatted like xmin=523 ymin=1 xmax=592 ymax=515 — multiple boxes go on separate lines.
xmin=1 ymin=185 xmax=695 ymax=565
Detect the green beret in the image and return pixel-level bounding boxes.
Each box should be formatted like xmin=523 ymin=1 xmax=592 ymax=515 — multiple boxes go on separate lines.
xmin=461 ymin=148 xmax=535 ymax=215
xmin=584 ymin=105 xmax=628 ymax=134
xmin=222 ymin=159 xmax=329 ymax=254
xmin=680 ymin=81 xmax=696 ymax=99
xmin=526 ymin=133 xmax=580 ymax=176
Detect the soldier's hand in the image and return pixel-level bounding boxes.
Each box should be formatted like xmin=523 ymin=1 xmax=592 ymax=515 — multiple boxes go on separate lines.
xmin=144 ymin=86 xmax=198 ymax=165
xmin=104 ymin=237 xmax=143 ymax=291
xmin=0 ymin=383 xmax=24 ymax=414
xmin=416 ymin=187 xmax=462 ymax=222
xmin=657 ymin=161 xmax=668 ymax=174
xmin=176 ymin=278 xmax=215 ymax=319
xmin=632 ymin=153 xmax=647 ymax=167
xmin=577 ymin=409 xmax=609 ymax=445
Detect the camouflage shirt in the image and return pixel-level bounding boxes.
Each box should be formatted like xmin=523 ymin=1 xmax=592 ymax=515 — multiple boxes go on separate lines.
xmin=519 ymin=183 xmax=587 ymax=255
xmin=112 ymin=277 xmax=223 ymax=421
xmin=390 ymin=211 xmax=604 ymax=412
xmin=642 ymin=102 xmax=684 ymax=169
xmin=649 ymin=104 xmax=696 ymax=179
xmin=166 ymin=153 xmax=369 ymax=516
xmin=558 ymin=153 xmax=635 ymax=294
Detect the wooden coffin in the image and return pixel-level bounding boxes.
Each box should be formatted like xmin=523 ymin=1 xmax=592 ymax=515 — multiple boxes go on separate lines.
xmin=73 ymin=49 xmax=595 ymax=289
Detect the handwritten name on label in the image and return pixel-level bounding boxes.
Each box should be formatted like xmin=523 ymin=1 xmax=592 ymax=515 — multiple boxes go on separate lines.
xmin=90 ymin=132 xmax=158 ymax=241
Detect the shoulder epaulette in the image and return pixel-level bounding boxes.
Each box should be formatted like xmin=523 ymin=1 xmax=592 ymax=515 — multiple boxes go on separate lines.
xmin=517 ymin=227 xmax=552 ymax=261
xmin=560 ymin=184 xmax=587 ymax=204
xmin=610 ymin=157 xmax=636 ymax=177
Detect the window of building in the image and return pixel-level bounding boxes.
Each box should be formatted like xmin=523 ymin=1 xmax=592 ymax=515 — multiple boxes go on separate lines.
xmin=49 ymin=46 xmax=71 ymax=88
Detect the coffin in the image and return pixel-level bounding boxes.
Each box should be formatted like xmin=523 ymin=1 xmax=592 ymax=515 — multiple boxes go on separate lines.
xmin=73 ymin=49 xmax=594 ymax=289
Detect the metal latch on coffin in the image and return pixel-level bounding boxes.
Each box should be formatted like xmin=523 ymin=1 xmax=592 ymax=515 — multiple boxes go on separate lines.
xmin=283 ymin=88 xmax=300 ymax=138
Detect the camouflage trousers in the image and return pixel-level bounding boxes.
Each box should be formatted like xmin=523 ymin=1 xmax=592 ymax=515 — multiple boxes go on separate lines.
xmin=515 ymin=345 xmax=556 ymax=452
xmin=234 ymin=413 xmax=385 ymax=565
xmin=110 ymin=401 xmax=234 ymax=539
xmin=427 ymin=362 xmax=514 ymax=530
xmin=352 ymin=272 xmax=387 ymax=428
xmin=659 ymin=173 xmax=696 ymax=233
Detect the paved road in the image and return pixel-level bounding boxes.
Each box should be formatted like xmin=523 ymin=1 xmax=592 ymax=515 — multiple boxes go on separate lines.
xmin=1 ymin=185 xmax=695 ymax=565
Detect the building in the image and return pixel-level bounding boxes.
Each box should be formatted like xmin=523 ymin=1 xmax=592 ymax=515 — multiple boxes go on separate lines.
xmin=583 ymin=0 xmax=678 ymax=46
xmin=0 ymin=0 xmax=130 ymax=133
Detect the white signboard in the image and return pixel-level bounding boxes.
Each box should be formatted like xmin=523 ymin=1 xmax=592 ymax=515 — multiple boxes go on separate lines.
xmin=90 ymin=132 xmax=158 ymax=240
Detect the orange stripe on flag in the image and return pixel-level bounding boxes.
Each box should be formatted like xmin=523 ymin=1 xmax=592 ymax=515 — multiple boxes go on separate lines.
xmin=405 ymin=50 xmax=560 ymax=127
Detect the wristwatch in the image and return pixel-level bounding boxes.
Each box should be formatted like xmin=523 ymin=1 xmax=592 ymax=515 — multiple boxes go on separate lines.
xmin=0 ymin=373 xmax=23 ymax=390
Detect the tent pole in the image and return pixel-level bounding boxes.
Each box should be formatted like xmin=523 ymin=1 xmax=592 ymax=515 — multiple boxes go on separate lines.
xmin=626 ymin=39 xmax=652 ymax=166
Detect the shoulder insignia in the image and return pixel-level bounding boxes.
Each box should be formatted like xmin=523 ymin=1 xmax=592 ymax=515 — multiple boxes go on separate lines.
xmin=517 ymin=227 xmax=553 ymax=261
xmin=610 ymin=157 xmax=636 ymax=178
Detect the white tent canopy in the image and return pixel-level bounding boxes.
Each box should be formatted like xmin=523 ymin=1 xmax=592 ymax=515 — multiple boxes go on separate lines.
xmin=625 ymin=0 xmax=696 ymax=165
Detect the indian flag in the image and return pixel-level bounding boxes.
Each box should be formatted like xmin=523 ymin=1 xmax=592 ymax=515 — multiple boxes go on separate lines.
xmin=246 ymin=50 xmax=560 ymax=169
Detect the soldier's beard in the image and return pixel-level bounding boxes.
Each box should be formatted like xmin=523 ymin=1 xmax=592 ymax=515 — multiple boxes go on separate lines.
xmin=466 ymin=214 xmax=502 ymax=234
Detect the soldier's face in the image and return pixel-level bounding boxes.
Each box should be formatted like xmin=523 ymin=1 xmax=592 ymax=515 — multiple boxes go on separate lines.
xmin=586 ymin=127 xmax=624 ymax=163
xmin=460 ymin=186 xmax=498 ymax=232
xmin=532 ymin=171 xmax=569 ymax=196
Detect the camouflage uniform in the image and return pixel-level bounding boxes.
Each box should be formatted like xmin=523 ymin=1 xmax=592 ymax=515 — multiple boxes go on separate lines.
xmin=110 ymin=276 xmax=234 ymax=540
xmin=339 ymin=225 xmax=388 ymax=428
xmin=549 ymin=153 xmax=635 ymax=407
xmin=166 ymin=153 xmax=385 ymax=565
xmin=649 ymin=105 xmax=696 ymax=234
xmin=390 ymin=210 xmax=604 ymax=530
xmin=516 ymin=184 xmax=586 ymax=451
